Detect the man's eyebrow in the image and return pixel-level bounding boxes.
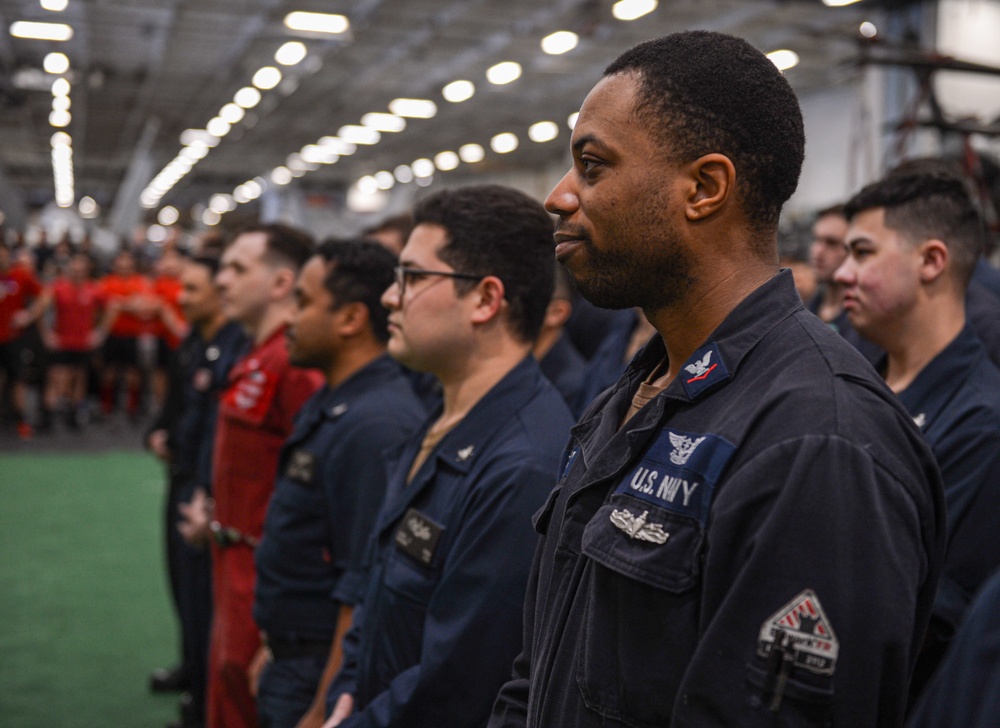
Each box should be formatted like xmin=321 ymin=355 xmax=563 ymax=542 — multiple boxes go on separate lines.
xmin=572 ymin=134 xmax=601 ymax=154
xmin=846 ymin=236 xmax=870 ymax=251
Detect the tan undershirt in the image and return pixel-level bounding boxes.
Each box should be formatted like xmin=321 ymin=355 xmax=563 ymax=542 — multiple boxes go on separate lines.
xmin=407 ymin=420 xmax=460 ymax=484
xmin=621 ymin=358 xmax=671 ymax=427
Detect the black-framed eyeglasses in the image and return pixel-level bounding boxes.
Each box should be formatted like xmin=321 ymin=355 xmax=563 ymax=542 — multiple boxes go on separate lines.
xmin=393 ymin=266 xmax=485 ymax=296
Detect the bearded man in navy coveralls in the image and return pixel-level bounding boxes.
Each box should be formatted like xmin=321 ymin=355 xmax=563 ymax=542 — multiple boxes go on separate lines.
xmin=322 ymin=185 xmax=574 ymax=728
xmin=488 ymin=32 xmax=945 ymax=728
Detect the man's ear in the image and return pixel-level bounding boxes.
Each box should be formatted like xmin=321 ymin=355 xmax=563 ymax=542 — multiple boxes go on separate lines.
xmin=917 ymin=239 xmax=949 ymax=284
xmin=542 ymin=297 xmax=572 ymax=330
xmin=271 ymin=266 xmax=297 ymax=300
xmin=334 ymin=301 xmax=370 ymax=338
xmin=683 ymin=153 xmax=736 ymax=222
xmin=469 ymin=275 xmax=506 ymax=326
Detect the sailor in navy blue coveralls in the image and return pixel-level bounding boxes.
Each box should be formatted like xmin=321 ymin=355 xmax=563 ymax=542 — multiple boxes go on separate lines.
xmin=326 ymin=356 xmax=573 ymax=728
xmin=888 ymin=326 xmax=1000 ymax=693
xmin=254 ymin=355 xmax=425 ymax=727
xmin=489 ymin=272 xmax=945 ymax=728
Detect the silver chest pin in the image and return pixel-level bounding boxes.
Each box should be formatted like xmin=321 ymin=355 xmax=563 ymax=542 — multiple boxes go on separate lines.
xmin=610 ymin=508 xmax=669 ymax=544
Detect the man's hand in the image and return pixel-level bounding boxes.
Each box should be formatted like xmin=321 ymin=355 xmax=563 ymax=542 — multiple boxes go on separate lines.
xmin=147 ymin=429 xmax=170 ymax=461
xmin=87 ymin=329 xmax=107 ymax=349
xmin=295 ymin=702 xmax=328 ymax=728
xmin=11 ymin=309 xmax=31 ymax=329
xmin=177 ymin=488 xmax=213 ymax=547
xmin=248 ymin=644 xmax=272 ymax=697
xmin=322 ymin=694 xmax=354 ymax=728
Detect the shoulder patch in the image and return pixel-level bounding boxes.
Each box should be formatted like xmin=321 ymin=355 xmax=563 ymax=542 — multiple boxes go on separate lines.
xmin=757 ymin=589 xmax=839 ymax=676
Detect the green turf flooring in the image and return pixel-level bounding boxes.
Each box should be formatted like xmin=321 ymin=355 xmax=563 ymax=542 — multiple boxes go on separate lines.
xmin=0 ymin=451 xmax=182 ymax=727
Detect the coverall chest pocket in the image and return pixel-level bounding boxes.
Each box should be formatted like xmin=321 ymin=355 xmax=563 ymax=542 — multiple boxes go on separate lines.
xmin=575 ymin=494 xmax=704 ymax=728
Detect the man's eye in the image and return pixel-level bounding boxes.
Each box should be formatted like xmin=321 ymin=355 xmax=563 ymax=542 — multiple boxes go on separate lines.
xmin=580 ymin=157 xmax=600 ymax=174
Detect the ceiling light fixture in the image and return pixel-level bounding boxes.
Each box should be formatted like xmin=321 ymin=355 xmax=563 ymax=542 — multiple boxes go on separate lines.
xmin=860 ymin=21 xmax=878 ymax=38
xmin=490 ymin=132 xmax=519 ymax=154
xmin=387 ymin=98 xmax=437 ymax=119
xmin=458 ymin=144 xmax=485 ymax=163
xmin=541 ymin=31 xmax=579 ymax=55
xmin=442 ymin=80 xmax=475 ymax=103
xmin=234 ymin=86 xmax=262 ymax=109
xmin=337 ymin=125 xmax=381 ymax=145
xmin=10 ymin=21 xmax=73 ymax=41
xmin=394 ymin=165 xmax=414 ymax=184
xmin=51 ymin=77 xmax=70 ymax=96
xmin=567 ymin=112 xmax=579 ymax=129
xmin=49 ymin=109 xmax=71 ymax=127
xmin=486 ymin=61 xmax=521 ymax=85
xmin=219 ymin=102 xmax=245 ymax=125
xmin=411 ymin=158 xmax=435 ymax=178
xmin=43 ymin=52 xmax=69 ymax=74
xmin=41 ymin=0 xmax=69 ymax=11
xmin=823 ymin=0 xmax=862 ymax=6
xmin=434 ymin=151 xmax=460 ymax=171
xmin=271 ymin=166 xmax=293 ymax=185
xmin=361 ymin=112 xmax=406 ymax=133
xmin=252 ymin=66 xmax=282 ymax=90
xmin=766 ymin=49 xmax=800 ymax=71
xmin=275 ymin=41 xmax=307 ymax=66
xmin=206 ymin=117 xmax=232 ymax=137
xmin=612 ymin=0 xmax=657 ymax=21
xmin=283 ymin=11 xmax=349 ymax=35
xmin=157 ymin=206 xmax=179 ymax=226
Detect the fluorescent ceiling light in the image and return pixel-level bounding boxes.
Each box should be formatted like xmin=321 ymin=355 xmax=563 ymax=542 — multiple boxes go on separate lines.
xmin=50 ymin=131 xmax=71 ymax=146
xmin=202 ymin=209 xmax=221 ymax=226
xmin=300 ymin=144 xmax=338 ymax=164
xmin=823 ymin=0 xmax=862 ymax=6
xmin=357 ymin=176 xmax=379 ymax=195
xmin=252 ymin=66 xmax=282 ymax=90
xmin=51 ymin=95 xmax=71 ymax=112
xmin=486 ymin=61 xmax=521 ymax=86
xmin=411 ymin=158 xmax=435 ymax=178
xmin=79 ymin=197 xmax=98 ymax=217
xmin=458 ymin=144 xmax=485 ymax=163
xmin=860 ymin=21 xmax=877 ymax=38
xmin=318 ymin=137 xmax=357 ymax=156
xmin=234 ymin=86 xmax=261 ymax=109
xmin=361 ymin=112 xmax=406 ymax=133
xmin=206 ymin=117 xmax=232 ymax=137
xmin=283 ymin=11 xmax=349 ymax=34
xmin=766 ymin=49 xmax=800 ymax=71
xmin=337 ymin=125 xmax=380 ymax=145
xmin=490 ymin=132 xmax=519 ymax=154
xmin=10 ymin=21 xmax=73 ymax=41
xmin=271 ymin=167 xmax=293 ymax=185
xmin=219 ymin=102 xmax=245 ymax=124
xmin=434 ymin=151 xmax=459 ymax=171
xmin=158 ymin=206 xmax=179 ymax=226
xmin=442 ymin=80 xmax=475 ymax=103
xmin=541 ymin=31 xmax=578 ymax=55
xmin=275 ymin=41 xmax=307 ymax=66
xmin=41 ymin=0 xmax=69 ymax=11
xmin=387 ymin=98 xmax=437 ymax=119
xmin=374 ymin=171 xmax=395 ymax=190
xmin=43 ymin=52 xmax=69 ymax=74
xmin=394 ymin=165 xmax=414 ymax=184
xmin=51 ymin=77 xmax=70 ymax=96
xmin=528 ymin=121 xmax=559 ymax=143
xmin=49 ymin=109 xmax=71 ymax=127
xmin=180 ymin=129 xmax=216 ymax=147
xmin=567 ymin=112 xmax=579 ymax=129
xmin=612 ymin=0 xmax=657 ymax=21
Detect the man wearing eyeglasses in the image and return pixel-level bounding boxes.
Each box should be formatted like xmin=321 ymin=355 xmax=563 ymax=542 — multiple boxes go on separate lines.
xmin=321 ymin=185 xmax=574 ymax=728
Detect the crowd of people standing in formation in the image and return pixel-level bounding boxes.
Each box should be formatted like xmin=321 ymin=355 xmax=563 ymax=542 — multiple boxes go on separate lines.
xmin=4 ymin=30 xmax=1000 ymax=728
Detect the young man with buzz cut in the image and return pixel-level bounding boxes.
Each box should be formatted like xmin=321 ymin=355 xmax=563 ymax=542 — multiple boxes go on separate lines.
xmin=834 ymin=171 xmax=1000 ymax=703
xmin=251 ymin=240 xmax=426 ymax=728
xmin=321 ymin=185 xmax=574 ymax=728
xmin=489 ymin=31 xmax=944 ymax=728
xmin=197 ymin=224 xmax=324 ymax=728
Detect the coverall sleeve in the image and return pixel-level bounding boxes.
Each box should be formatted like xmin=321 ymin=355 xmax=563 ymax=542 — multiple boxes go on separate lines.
xmin=337 ymin=459 xmax=548 ymax=728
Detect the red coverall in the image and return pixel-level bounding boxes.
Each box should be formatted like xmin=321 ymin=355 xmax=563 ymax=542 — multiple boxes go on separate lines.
xmin=207 ymin=326 xmax=322 ymax=728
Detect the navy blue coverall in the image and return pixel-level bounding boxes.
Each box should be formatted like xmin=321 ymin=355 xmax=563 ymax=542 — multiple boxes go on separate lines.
xmin=327 ymin=357 xmax=573 ymax=728
xmin=253 ymin=355 xmax=425 ymax=728
xmin=489 ymin=271 xmax=945 ymax=728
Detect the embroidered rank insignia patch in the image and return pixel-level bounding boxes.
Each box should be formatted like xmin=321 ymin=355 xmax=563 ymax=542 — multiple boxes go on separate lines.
xmin=609 ymin=508 xmax=669 ymax=543
xmin=286 ymin=449 xmax=316 ymax=483
xmin=680 ymin=342 xmax=730 ymax=399
xmin=615 ymin=428 xmax=736 ymax=525
xmin=394 ymin=508 xmax=444 ymax=566
xmin=757 ymin=589 xmax=839 ymax=675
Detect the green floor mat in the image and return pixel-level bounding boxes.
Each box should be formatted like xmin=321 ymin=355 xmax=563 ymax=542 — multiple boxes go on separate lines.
xmin=0 ymin=451 xmax=181 ymax=727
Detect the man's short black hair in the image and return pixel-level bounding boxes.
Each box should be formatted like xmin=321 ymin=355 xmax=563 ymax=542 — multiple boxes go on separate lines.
xmin=844 ymin=172 xmax=984 ymax=289
xmin=412 ymin=184 xmax=555 ymax=343
xmin=815 ymin=203 xmax=846 ymax=221
xmin=231 ymin=223 xmax=314 ymax=271
xmin=604 ymin=31 xmax=805 ymax=235
xmin=316 ymin=239 xmax=397 ymax=344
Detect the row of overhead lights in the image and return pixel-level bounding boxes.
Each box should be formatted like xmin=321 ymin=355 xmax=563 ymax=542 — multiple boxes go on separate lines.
xmin=194 ymin=4 xmax=658 ymax=224
xmin=139 ymin=11 xmax=352 ymax=210
xmin=7 ymin=3 xmax=76 ymax=205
